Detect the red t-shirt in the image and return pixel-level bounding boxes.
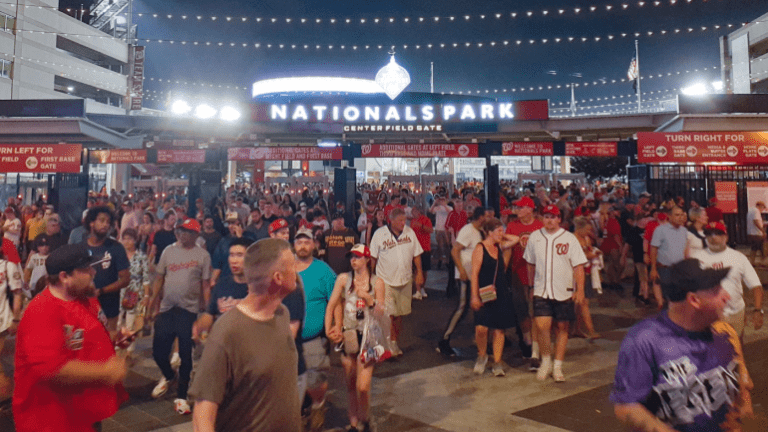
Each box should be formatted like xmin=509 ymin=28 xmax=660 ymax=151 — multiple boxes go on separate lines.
xmin=13 ymin=289 xmax=128 ymax=432
xmin=705 ymin=206 xmax=724 ymax=224
xmin=445 ymin=210 xmax=468 ymax=237
xmin=644 ymin=220 xmax=661 ymax=243
xmin=2 ymin=238 xmax=20 ymax=264
xmin=506 ymin=218 xmax=544 ymax=286
xmin=410 ymin=215 xmax=432 ymax=252
xmin=599 ymin=217 xmax=623 ymax=253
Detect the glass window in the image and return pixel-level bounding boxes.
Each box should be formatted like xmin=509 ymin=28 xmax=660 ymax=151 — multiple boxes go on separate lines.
xmin=6 ymin=16 xmax=15 ymax=32
xmin=0 ymin=59 xmax=11 ymax=78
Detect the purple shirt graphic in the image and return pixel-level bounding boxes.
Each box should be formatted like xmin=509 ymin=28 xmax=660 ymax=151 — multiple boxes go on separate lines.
xmin=611 ymin=312 xmax=742 ymax=432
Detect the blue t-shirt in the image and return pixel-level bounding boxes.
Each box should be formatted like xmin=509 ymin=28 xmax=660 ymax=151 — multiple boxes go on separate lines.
xmin=299 ymin=259 xmax=337 ymax=341
xmin=611 ymin=311 xmax=746 ymax=431
xmin=206 ymin=274 xmax=248 ymax=316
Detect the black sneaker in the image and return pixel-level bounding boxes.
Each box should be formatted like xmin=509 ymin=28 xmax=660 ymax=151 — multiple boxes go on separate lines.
xmin=436 ymin=339 xmax=457 ymax=356
xmin=529 ymin=357 xmax=541 ymax=372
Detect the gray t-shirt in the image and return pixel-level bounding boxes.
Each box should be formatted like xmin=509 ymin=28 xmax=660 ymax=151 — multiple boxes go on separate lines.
xmin=188 ymin=304 xmax=301 ymax=432
xmin=157 ymin=243 xmax=212 ymax=314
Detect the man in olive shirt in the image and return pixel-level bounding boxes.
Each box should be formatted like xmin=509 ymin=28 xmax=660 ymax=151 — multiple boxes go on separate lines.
xmin=190 ymin=238 xmax=301 ymax=432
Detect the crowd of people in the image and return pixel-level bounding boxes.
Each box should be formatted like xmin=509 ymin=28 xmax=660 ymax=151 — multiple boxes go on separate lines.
xmin=0 ymin=177 xmax=763 ymax=432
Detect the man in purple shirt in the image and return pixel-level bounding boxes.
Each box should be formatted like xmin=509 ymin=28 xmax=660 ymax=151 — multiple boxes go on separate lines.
xmin=611 ymin=258 xmax=754 ymax=432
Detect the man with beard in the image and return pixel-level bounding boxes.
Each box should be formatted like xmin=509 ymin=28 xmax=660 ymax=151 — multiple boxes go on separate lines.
xmin=13 ymin=244 xmax=129 ymax=432
xmin=85 ymin=207 xmax=130 ymax=332
xmin=149 ymin=218 xmax=211 ymax=415
xmin=190 ymin=239 xmax=301 ymax=432
xmin=193 ymin=237 xmax=254 ymax=339
xmin=246 ymin=207 xmax=270 ymax=240
xmin=293 ymin=227 xmax=337 ymax=431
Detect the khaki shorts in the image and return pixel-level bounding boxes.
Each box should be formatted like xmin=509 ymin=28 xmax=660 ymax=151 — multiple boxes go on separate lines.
xmin=301 ymin=337 xmax=330 ymax=390
xmin=723 ymin=309 xmax=746 ymax=336
xmin=385 ymin=281 xmax=413 ymax=317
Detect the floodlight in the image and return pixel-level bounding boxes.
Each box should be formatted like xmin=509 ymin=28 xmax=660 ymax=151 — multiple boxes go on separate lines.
xmin=711 ymin=80 xmax=724 ymax=92
xmin=681 ymin=83 xmax=708 ymax=96
xmin=171 ymin=100 xmax=192 ymax=115
xmin=194 ymin=104 xmax=217 ymax=119
xmin=219 ymin=106 xmax=241 ymax=122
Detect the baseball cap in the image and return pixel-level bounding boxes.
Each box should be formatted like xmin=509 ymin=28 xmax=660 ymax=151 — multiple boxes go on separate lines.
xmin=542 ymin=205 xmax=561 ymax=217
xmin=34 ymin=235 xmax=49 ymax=249
xmin=299 ymin=202 xmax=308 ymax=208
xmin=347 ymin=244 xmax=371 ymax=258
xmin=179 ymin=218 xmax=201 ymax=233
xmin=703 ymin=221 xmax=727 ymax=235
xmin=295 ymin=226 xmax=313 ymax=240
xmin=268 ymin=218 xmax=289 ymax=234
xmin=513 ymin=196 xmax=535 ymax=209
xmin=332 ymin=211 xmax=345 ymax=221
xmin=45 ymin=243 xmax=102 ymax=275
xmin=661 ymin=258 xmax=730 ymax=302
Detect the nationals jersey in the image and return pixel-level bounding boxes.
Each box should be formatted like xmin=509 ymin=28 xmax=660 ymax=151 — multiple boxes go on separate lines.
xmin=692 ymin=247 xmax=762 ymax=317
xmin=523 ymin=228 xmax=587 ymax=301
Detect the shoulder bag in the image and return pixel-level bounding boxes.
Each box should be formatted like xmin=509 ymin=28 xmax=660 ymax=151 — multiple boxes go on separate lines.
xmin=478 ymin=246 xmax=499 ymax=303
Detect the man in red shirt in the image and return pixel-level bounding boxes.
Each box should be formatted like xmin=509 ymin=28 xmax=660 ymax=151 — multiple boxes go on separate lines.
xmin=705 ymin=197 xmax=724 ymax=224
xmin=13 ymin=243 xmax=129 ymax=432
xmin=410 ymin=206 xmax=433 ymax=300
xmin=505 ymin=196 xmax=543 ymax=367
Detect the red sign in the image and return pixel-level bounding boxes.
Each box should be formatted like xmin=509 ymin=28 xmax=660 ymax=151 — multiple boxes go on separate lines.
xmin=157 ymin=150 xmax=206 ymax=164
xmin=360 ymin=144 xmax=478 ymax=158
xmin=89 ymin=149 xmax=147 ymax=164
xmin=638 ymin=132 xmax=768 ymax=164
xmin=227 ymin=147 xmax=342 ymax=161
xmin=714 ymin=182 xmax=738 ymax=214
xmin=565 ymin=141 xmax=617 ymax=156
xmin=129 ymin=46 xmax=145 ymax=111
xmin=0 ymin=144 xmax=82 ymax=173
xmin=502 ymin=142 xmax=553 ymax=156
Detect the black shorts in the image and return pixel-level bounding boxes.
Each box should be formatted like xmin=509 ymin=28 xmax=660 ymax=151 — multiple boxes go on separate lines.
xmin=509 ymin=284 xmax=530 ymax=322
xmin=748 ymin=235 xmax=764 ymax=251
xmin=532 ymin=297 xmax=575 ymax=322
xmin=420 ymin=251 xmax=431 ymax=272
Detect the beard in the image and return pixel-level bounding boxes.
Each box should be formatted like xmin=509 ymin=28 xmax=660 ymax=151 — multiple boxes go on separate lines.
xmin=68 ymin=282 xmax=96 ymax=299
xmin=295 ymin=247 xmax=314 ymax=260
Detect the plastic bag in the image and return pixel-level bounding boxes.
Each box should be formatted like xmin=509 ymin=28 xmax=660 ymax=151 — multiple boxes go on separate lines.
xmin=359 ymin=311 xmax=392 ymax=364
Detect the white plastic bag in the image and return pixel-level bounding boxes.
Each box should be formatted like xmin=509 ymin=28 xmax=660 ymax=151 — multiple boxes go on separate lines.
xmin=359 ymin=311 xmax=392 ymax=364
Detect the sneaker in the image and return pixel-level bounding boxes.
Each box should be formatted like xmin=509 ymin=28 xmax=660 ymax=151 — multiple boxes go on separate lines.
xmin=553 ymin=368 xmax=566 ymax=383
xmin=436 ymin=339 xmax=457 ymax=356
xmin=420 ymin=288 xmax=428 ymax=298
xmin=492 ymin=362 xmax=506 ymax=377
xmin=412 ymin=291 xmax=423 ymax=300
xmin=389 ymin=341 xmax=403 ymax=357
xmin=473 ymin=355 xmax=488 ymax=375
xmin=536 ymin=360 xmax=552 ymax=381
xmin=174 ymin=398 xmax=191 ymax=415
xmin=170 ymin=352 xmax=181 ymax=369
xmin=529 ymin=357 xmax=541 ymax=372
xmin=151 ymin=376 xmax=173 ymax=399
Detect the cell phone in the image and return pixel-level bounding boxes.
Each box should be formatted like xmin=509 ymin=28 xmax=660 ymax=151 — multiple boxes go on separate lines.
xmin=114 ymin=329 xmax=141 ymax=347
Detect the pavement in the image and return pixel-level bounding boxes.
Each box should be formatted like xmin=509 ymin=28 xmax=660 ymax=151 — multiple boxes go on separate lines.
xmin=2 ymin=261 xmax=768 ymax=432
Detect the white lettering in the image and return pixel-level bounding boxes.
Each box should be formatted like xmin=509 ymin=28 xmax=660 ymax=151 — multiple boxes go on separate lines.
xmin=499 ymin=103 xmax=514 ymax=119
xmin=332 ymin=106 xmax=340 ymax=121
xmin=404 ymin=106 xmax=417 ymax=121
xmin=443 ymin=104 xmax=456 ymax=120
xmin=312 ymin=105 xmax=327 ymax=120
xmin=271 ymin=104 xmax=287 ymax=120
xmin=364 ymin=106 xmax=380 ymax=121
xmin=421 ymin=105 xmax=434 ymax=121
xmin=481 ymin=104 xmax=494 ymax=120
xmin=292 ymin=105 xmax=308 ymax=121
xmin=385 ymin=106 xmax=400 ymax=121
xmin=343 ymin=106 xmax=360 ymax=122
xmin=460 ymin=104 xmax=476 ymax=120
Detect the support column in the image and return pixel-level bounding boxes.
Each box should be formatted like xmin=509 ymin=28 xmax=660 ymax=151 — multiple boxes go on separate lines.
xmin=227 ymin=161 xmax=236 ymax=187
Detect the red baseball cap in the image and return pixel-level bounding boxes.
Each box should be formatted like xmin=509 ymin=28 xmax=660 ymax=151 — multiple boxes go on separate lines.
xmin=513 ymin=196 xmax=535 ymax=209
xmin=704 ymin=221 xmax=727 ymax=235
xmin=347 ymin=244 xmax=371 ymax=258
xmin=542 ymin=205 xmax=561 ymax=217
xmin=268 ymin=218 xmax=289 ymax=234
xmin=179 ymin=218 xmax=201 ymax=233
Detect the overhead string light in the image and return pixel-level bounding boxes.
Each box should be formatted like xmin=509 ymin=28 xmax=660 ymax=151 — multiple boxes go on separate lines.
xmin=145 ymin=77 xmax=249 ymax=90
xmin=131 ymin=23 xmax=742 ymax=50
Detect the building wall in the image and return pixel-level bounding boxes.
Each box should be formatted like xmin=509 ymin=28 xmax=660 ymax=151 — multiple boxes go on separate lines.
xmin=721 ymin=11 xmax=768 ymax=94
xmin=0 ymin=0 xmax=129 ymax=108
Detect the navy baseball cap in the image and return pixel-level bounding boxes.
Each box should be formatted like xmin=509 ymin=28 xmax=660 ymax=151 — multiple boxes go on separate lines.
xmin=661 ymin=258 xmax=730 ymax=302
xmin=45 ymin=244 xmax=103 ymax=275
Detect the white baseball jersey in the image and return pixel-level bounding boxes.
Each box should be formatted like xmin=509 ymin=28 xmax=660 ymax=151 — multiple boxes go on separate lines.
xmin=692 ymin=247 xmax=761 ymax=317
xmin=523 ymin=228 xmax=588 ymax=301
xmin=370 ymin=225 xmax=423 ymax=286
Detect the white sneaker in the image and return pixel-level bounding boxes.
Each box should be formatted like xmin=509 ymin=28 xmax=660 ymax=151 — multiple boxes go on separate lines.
xmin=536 ymin=359 xmax=553 ymax=381
xmin=170 ymin=352 xmax=181 ymax=369
xmin=412 ymin=291 xmax=423 ymax=300
xmin=174 ymin=398 xmax=191 ymax=415
xmin=152 ymin=376 xmax=172 ymax=399
xmin=420 ymin=288 xmax=428 ymax=298
xmin=473 ymin=355 xmax=488 ymax=375
xmin=553 ymin=367 xmax=566 ymax=383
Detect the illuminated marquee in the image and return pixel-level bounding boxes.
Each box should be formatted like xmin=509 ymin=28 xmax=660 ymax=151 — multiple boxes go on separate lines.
xmin=268 ymin=103 xmax=516 ymax=123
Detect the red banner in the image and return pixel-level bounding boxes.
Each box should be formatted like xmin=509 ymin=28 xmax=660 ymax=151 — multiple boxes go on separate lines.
xmin=227 ymin=147 xmax=342 ymax=161
xmin=0 ymin=144 xmax=81 ymax=173
xmin=157 ymin=150 xmax=206 ymax=164
xmin=565 ymin=141 xmax=617 ymax=156
xmin=638 ymin=132 xmax=768 ymax=163
xmin=714 ymin=182 xmax=738 ymax=214
xmin=359 ymin=144 xmax=478 ymax=158
xmin=89 ymin=149 xmax=147 ymax=164
xmin=502 ymin=142 xmax=553 ymax=156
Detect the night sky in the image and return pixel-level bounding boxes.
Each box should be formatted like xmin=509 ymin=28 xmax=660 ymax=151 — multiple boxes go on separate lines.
xmin=62 ymin=0 xmax=767 ymax=113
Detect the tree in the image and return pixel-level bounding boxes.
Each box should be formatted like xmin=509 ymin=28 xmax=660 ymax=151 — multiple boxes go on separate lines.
xmin=569 ymin=156 xmax=629 ymax=181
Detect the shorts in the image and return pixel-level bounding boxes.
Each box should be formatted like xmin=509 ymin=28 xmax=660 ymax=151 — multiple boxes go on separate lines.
xmin=532 ymin=297 xmax=575 ymax=322
xmin=420 ymin=251 xmax=432 ymax=272
xmin=748 ymin=235 xmax=764 ymax=251
xmin=385 ymin=281 xmax=412 ymax=317
xmin=723 ymin=309 xmax=746 ymax=336
xmin=509 ymin=284 xmax=530 ymax=322
xmin=98 ymin=291 xmax=120 ymax=319
xmin=301 ymin=337 xmax=330 ymax=390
